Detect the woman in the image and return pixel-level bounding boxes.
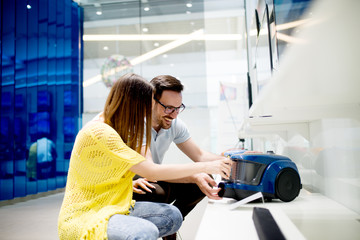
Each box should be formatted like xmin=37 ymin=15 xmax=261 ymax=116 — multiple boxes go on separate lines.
xmin=58 ymin=73 xmax=232 ymax=240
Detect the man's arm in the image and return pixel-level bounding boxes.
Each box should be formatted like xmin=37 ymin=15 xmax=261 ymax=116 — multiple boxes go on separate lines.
xmin=175 ymin=138 xmax=228 ymax=200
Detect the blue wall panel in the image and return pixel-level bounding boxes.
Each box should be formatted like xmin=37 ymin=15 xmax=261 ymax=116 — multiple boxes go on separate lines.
xmin=1 ymin=0 xmax=16 ymax=200
xmin=0 ymin=0 xmax=83 ymax=201
xmin=14 ymin=0 xmax=28 ymax=198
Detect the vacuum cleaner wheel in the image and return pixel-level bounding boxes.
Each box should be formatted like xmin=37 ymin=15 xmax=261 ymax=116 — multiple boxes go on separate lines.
xmin=275 ymin=168 xmax=301 ymax=202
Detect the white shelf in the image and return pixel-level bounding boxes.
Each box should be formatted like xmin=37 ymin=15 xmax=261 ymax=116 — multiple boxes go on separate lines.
xmin=242 ymin=0 xmax=360 ymax=139
xmin=196 ymin=189 xmax=360 ymax=240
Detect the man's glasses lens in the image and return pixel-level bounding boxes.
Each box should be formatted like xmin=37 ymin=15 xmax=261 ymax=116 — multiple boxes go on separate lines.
xmin=164 ymin=104 xmax=185 ymax=114
xmin=155 ymin=98 xmax=185 ymax=114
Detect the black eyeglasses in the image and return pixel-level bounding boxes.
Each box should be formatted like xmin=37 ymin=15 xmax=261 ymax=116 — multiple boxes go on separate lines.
xmin=154 ymin=98 xmax=186 ymax=114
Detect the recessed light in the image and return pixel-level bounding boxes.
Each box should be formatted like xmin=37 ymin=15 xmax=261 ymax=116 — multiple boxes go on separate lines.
xmin=144 ymin=6 xmax=150 ymax=11
xmin=96 ymin=11 xmax=102 ymax=15
xmin=186 ymin=3 xmax=192 ymax=8
xmin=103 ymin=46 xmax=109 ymax=51
xmin=142 ymin=27 xmax=149 ymax=32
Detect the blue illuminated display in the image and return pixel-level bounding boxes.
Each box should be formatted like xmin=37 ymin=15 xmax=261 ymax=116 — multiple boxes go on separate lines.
xmin=0 ymin=0 xmax=83 ymax=200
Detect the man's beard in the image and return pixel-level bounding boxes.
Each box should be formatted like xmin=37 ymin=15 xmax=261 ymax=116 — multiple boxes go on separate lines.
xmin=159 ymin=115 xmax=173 ymax=129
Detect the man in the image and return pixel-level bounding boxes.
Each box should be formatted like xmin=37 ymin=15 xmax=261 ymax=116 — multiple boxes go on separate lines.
xmin=133 ymin=75 xmax=228 ymax=239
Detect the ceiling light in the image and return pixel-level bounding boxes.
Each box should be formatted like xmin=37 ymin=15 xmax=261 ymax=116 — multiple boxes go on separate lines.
xmin=142 ymin=27 xmax=149 ymax=32
xmin=186 ymin=11 xmax=191 ymax=14
xmin=96 ymin=10 xmax=102 ymax=15
xmin=275 ymin=19 xmax=310 ymax=31
xmin=27 ymin=4 xmax=31 ymax=9
xmin=103 ymin=46 xmax=109 ymax=51
xmin=83 ymin=33 xmax=242 ymax=41
xmin=144 ymin=6 xmax=150 ymax=11
xmin=82 ymin=18 xmax=311 ymax=88
xmin=84 ymin=30 xmax=204 ymax=88
xmin=154 ymin=42 xmax=160 ymax=47
xmin=83 ymin=74 xmax=102 ymax=87
xmin=276 ymin=32 xmax=307 ymax=44
xmin=186 ymin=3 xmax=192 ymax=8
xmin=129 ymin=29 xmax=204 ymax=66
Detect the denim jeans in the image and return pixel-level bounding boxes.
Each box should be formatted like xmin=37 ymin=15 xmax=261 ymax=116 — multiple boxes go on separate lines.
xmin=107 ymin=201 xmax=183 ymax=240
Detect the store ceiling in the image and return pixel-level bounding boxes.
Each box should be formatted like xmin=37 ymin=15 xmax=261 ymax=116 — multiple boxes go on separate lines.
xmin=77 ymin=0 xmax=207 ymax=22
xmin=74 ymin=0 xmax=245 ymax=60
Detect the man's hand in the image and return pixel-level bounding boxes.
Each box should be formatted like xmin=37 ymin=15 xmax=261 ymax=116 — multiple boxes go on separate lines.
xmin=133 ymin=178 xmax=156 ymax=194
xmin=193 ymin=173 xmax=222 ymax=200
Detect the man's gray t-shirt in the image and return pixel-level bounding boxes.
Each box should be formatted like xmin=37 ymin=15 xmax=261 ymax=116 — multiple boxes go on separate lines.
xmin=145 ymin=118 xmax=190 ymax=164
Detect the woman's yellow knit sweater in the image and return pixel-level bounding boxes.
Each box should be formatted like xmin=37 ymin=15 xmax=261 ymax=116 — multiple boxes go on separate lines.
xmin=58 ymin=121 xmax=145 ymax=240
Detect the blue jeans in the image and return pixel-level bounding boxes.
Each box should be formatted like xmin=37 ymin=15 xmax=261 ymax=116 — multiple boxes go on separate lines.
xmin=107 ymin=201 xmax=183 ymax=240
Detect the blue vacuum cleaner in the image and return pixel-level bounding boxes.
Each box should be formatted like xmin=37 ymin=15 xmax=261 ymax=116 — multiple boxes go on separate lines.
xmin=218 ymin=150 xmax=302 ymax=202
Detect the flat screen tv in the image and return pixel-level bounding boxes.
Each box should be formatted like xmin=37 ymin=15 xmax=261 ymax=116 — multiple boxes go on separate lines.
xmin=255 ymin=4 xmax=272 ymax=94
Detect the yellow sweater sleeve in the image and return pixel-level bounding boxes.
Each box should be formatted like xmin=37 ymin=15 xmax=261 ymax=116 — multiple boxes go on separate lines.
xmin=58 ymin=122 xmax=145 ymax=240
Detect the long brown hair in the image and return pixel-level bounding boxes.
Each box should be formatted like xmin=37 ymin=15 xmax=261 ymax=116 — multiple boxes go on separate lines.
xmin=103 ymin=73 xmax=153 ymax=153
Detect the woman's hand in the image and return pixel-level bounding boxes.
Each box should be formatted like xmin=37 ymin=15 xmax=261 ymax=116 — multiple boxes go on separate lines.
xmin=133 ymin=178 xmax=156 ymax=194
xmin=204 ymin=158 xmax=232 ymax=179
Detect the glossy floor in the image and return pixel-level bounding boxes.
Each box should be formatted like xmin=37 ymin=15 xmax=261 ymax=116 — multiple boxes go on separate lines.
xmin=1 ymin=189 xmax=360 ymax=240
xmin=0 ymin=190 xmax=206 ymax=240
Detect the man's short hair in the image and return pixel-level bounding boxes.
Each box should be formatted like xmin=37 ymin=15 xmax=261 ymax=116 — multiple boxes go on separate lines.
xmin=150 ymin=75 xmax=184 ymax=99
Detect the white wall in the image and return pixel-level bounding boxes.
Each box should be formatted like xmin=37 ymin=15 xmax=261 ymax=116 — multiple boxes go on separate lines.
xmin=245 ymin=0 xmax=360 ymax=214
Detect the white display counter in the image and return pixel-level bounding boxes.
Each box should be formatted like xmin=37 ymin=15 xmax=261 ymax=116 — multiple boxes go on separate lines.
xmin=196 ymin=189 xmax=360 ymax=240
